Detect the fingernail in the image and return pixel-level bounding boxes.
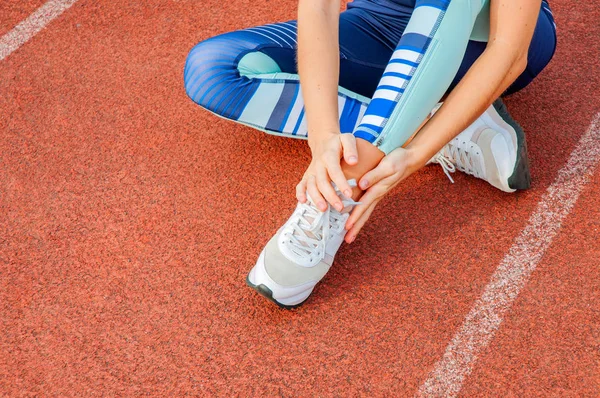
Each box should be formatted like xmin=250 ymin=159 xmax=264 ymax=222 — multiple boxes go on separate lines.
xmin=360 ymin=180 xmax=368 ymax=189
xmin=336 ymin=203 xmax=343 ymax=212
xmin=318 ymin=201 xmax=326 ymax=210
xmin=348 ymin=156 xmax=357 ymax=163
xmin=348 ymin=235 xmax=355 ymax=243
xmin=344 ymin=189 xmax=352 ymax=197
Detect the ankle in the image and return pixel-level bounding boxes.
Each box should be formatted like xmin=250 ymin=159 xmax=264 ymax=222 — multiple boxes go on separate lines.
xmin=339 ymin=163 xmax=365 ymax=200
xmin=350 ymin=186 xmax=363 ymax=201
xmin=340 ymin=137 xmax=385 ymax=201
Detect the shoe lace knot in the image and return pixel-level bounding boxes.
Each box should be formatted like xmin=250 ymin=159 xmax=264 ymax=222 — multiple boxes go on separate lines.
xmin=282 ymin=180 xmax=360 ymax=264
xmin=432 ymin=138 xmax=485 ymax=183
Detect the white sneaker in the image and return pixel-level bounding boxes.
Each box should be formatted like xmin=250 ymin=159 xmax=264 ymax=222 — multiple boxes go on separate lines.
xmin=429 ymin=99 xmax=531 ymax=193
xmin=247 ymin=181 xmax=359 ymax=308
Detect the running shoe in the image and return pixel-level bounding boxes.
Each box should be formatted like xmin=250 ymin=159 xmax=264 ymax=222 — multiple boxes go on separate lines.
xmin=429 ymin=99 xmax=531 ymax=192
xmin=247 ymin=181 xmax=359 ymax=308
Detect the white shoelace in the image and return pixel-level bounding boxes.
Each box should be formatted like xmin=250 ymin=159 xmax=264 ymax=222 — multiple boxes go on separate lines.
xmin=283 ymin=182 xmax=360 ymax=263
xmin=432 ymin=138 xmax=485 ymax=183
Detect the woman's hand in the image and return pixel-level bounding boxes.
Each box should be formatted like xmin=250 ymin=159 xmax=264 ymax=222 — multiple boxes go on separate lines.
xmin=296 ymin=133 xmax=359 ymax=212
xmin=296 ymin=0 xmax=348 ymax=212
xmin=344 ymin=147 xmax=417 ymax=243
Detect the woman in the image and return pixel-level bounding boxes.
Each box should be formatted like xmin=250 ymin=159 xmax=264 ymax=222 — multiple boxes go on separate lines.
xmin=184 ymin=0 xmax=557 ymax=308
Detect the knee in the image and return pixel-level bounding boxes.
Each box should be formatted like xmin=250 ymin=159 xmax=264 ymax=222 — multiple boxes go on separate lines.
xmin=184 ymin=30 xmax=283 ymax=112
xmin=184 ymin=36 xmax=242 ymax=108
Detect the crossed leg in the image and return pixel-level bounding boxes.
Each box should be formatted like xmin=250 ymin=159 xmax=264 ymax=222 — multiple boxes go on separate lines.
xmin=184 ymin=2 xmax=557 ymax=308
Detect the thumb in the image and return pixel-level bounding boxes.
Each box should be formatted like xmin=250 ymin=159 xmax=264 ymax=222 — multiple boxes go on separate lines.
xmin=359 ymin=157 xmax=393 ymax=190
xmin=340 ymin=133 xmax=358 ymax=165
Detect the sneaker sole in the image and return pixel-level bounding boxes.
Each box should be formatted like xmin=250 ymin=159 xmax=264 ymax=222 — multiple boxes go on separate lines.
xmin=245 ymin=275 xmax=309 ymax=310
xmin=493 ymin=99 xmax=531 ymax=190
xmin=246 ymin=250 xmax=316 ymax=309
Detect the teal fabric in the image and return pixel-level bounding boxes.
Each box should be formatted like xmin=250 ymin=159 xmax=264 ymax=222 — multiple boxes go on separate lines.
xmin=238 ymin=51 xmax=281 ymax=77
xmin=376 ymin=0 xmax=487 ymax=154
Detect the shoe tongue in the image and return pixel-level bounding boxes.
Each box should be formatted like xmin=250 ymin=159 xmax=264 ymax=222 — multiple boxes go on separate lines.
xmin=294 ymin=200 xmax=323 ymax=241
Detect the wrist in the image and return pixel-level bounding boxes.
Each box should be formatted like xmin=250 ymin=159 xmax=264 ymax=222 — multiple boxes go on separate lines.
xmin=403 ymin=146 xmax=425 ymax=174
xmin=308 ymin=130 xmax=339 ymax=150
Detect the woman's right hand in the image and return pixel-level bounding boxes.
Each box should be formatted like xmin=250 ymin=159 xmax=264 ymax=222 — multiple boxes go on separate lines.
xmin=296 ymin=132 xmax=359 ymax=212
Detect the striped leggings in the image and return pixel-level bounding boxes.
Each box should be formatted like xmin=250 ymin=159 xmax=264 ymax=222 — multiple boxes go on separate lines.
xmin=184 ymin=0 xmax=556 ymax=154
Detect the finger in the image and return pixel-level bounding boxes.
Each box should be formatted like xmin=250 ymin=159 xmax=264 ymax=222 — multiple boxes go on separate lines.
xmin=340 ymin=133 xmax=358 ymax=165
xmin=324 ymin=154 xmax=353 ymax=199
xmin=359 ymin=158 xmax=395 ymax=190
xmin=316 ymin=166 xmax=343 ymax=212
xmin=345 ymin=184 xmax=385 ymax=228
xmin=306 ymin=174 xmax=327 ymax=211
xmin=345 ymin=200 xmax=379 ymax=243
xmin=296 ymin=179 xmax=307 ymax=203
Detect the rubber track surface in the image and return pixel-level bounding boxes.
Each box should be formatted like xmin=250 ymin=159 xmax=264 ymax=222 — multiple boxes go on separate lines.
xmin=1 ymin=0 xmax=599 ymax=395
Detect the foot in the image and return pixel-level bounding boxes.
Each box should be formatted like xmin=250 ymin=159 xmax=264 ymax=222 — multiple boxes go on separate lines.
xmin=247 ymin=181 xmax=359 ymax=309
xmin=429 ymin=99 xmax=531 ymax=193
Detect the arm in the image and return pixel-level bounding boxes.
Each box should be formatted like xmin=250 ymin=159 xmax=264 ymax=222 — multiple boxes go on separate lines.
xmin=405 ymin=0 xmax=541 ymax=169
xmin=295 ymin=0 xmax=359 ymax=210
xmin=297 ymin=0 xmax=341 ymax=143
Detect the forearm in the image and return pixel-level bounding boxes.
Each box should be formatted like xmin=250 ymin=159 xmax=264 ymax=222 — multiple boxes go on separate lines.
xmin=405 ymin=0 xmax=541 ymax=171
xmin=297 ymin=0 xmax=341 ymax=146
xmin=406 ymin=45 xmax=526 ymax=169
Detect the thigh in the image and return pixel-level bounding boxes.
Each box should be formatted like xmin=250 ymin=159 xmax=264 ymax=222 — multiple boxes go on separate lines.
xmin=448 ymin=0 xmax=557 ymax=95
xmin=259 ymin=8 xmax=407 ymax=99
xmin=337 ymin=8 xmax=402 ymax=98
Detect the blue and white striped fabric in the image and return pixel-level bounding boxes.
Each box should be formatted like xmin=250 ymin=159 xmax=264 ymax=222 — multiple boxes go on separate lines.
xmin=184 ymin=23 xmax=298 ymax=123
xmin=234 ymin=73 xmax=368 ymax=137
xmin=541 ymin=0 xmax=556 ymax=29
xmin=185 ymin=0 xmax=555 ymax=152
xmin=353 ymin=0 xmax=451 ymax=143
xmin=184 ymin=22 xmax=370 ymax=138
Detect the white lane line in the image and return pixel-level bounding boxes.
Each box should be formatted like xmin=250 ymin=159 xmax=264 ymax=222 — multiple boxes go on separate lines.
xmin=0 ymin=0 xmax=79 ymax=62
xmin=417 ymin=112 xmax=600 ymax=398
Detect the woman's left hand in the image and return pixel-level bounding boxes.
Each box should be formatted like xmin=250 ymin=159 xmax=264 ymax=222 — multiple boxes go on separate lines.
xmin=344 ymin=147 xmax=418 ymax=243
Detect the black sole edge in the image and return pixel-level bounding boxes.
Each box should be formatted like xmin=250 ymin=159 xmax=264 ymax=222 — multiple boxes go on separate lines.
xmin=493 ymin=99 xmax=531 ymax=190
xmin=245 ymin=275 xmax=308 ymax=310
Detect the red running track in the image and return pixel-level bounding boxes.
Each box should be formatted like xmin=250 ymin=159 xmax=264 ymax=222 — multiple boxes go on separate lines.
xmin=0 ymin=1 xmax=47 ymax=37
xmin=1 ymin=0 xmax=599 ymax=395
